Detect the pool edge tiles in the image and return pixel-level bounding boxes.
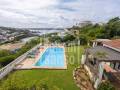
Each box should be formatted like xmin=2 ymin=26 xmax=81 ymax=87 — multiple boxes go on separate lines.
xmin=32 ymin=46 xmax=67 ymax=70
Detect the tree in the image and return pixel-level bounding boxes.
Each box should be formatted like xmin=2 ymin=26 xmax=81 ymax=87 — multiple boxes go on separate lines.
xmin=79 ymin=34 xmax=88 ymax=45
xmin=49 ymin=36 xmax=62 ymax=43
xmin=106 ymin=17 xmax=120 ymax=38
xmin=62 ymin=34 xmax=75 ymax=42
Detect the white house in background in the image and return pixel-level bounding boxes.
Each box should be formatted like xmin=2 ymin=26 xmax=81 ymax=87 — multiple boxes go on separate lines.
xmin=8 ymin=36 xmax=15 ymax=41
xmin=57 ymin=31 xmax=67 ymax=38
xmin=76 ymin=21 xmax=92 ymax=27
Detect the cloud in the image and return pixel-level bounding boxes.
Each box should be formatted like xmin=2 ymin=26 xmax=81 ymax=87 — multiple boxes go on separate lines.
xmin=0 ymin=0 xmax=120 ymax=28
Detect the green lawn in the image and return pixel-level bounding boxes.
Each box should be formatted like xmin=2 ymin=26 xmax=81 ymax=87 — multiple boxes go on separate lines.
xmin=0 ymin=46 xmax=84 ymax=90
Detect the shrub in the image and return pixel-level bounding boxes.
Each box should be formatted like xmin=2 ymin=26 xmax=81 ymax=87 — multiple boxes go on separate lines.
xmin=0 ymin=55 xmax=16 ymax=66
xmin=0 ymin=50 xmax=11 ymax=58
xmin=98 ymin=81 xmax=115 ymax=90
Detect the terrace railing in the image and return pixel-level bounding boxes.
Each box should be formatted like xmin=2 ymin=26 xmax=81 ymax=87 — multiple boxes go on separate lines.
xmin=0 ymin=44 xmax=40 ymax=80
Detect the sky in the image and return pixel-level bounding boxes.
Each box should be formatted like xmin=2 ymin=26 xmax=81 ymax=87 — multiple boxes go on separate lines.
xmin=0 ymin=0 xmax=120 ymax=28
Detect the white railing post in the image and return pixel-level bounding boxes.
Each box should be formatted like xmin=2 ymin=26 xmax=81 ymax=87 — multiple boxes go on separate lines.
xmin=81 ymin=54 xmax=86 ymax=65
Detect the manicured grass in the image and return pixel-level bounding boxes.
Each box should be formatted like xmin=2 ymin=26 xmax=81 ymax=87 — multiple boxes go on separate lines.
xmin=0 ymin=46 xmax=84 ymax=90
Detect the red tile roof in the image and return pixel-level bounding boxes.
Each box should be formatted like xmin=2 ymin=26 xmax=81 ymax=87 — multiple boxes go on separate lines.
xmin=104 ymin=64 xmax=116 ymax=73
xmin=103 ymin=39 xmax=120 ymax=51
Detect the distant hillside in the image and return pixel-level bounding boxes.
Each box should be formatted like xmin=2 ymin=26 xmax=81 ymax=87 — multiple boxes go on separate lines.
xmin=0 ymin=26 xmax=35 ymax=44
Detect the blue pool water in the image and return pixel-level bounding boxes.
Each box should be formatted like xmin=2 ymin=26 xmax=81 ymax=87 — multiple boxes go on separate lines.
xmin=35 ymin=47 xmax=65 ymax=67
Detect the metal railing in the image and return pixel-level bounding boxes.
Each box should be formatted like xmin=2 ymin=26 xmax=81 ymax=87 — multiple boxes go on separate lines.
xmin=0 ymin=44 xmax=40 ymax=80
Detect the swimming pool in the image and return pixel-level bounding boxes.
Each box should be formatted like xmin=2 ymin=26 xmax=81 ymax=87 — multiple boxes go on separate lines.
xmin=35 ymin=47 xmax=67 ymax=69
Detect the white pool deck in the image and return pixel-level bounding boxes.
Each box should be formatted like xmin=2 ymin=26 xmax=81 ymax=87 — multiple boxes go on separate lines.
xmin=15 ymin=46 xmax=67 ymax=70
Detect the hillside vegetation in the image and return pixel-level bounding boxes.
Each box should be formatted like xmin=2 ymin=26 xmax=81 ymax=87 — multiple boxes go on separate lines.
xmin=49 ymin=17 xmax=120 ymax=45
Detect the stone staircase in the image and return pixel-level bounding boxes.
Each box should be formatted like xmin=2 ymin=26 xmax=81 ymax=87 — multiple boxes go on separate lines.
xmin=73 ymin=66 xmax=94 ymax=90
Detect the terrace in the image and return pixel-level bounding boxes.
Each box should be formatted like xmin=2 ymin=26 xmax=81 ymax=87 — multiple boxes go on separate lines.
xmin=15 ymin=46 xmax=46 ymax=70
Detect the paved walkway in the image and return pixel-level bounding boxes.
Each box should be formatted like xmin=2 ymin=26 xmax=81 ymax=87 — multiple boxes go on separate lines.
xmin=15 ymin=46 xmax=45 ymax=70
